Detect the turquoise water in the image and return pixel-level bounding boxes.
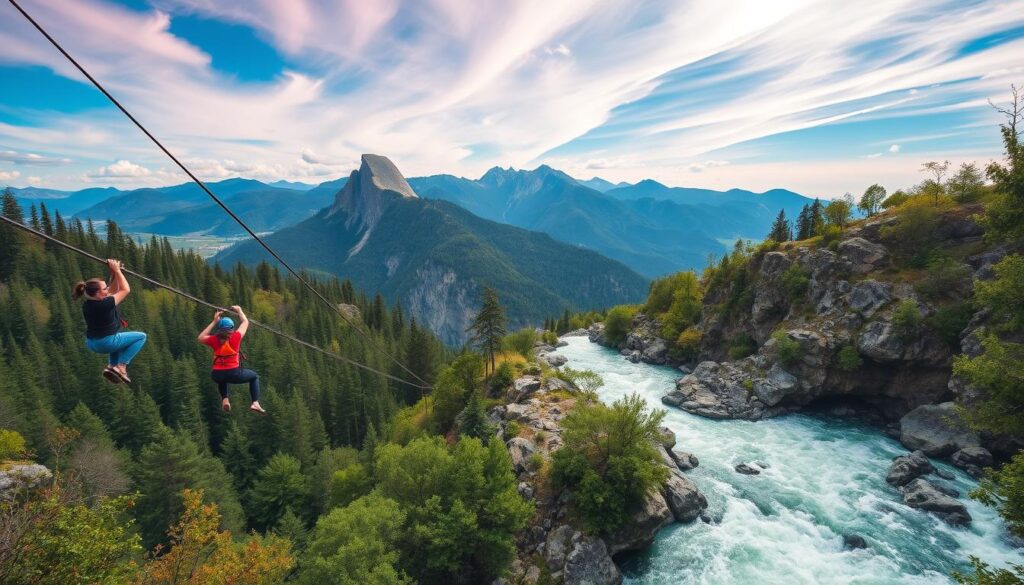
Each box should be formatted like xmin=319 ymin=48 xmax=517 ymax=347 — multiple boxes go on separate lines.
xmin=556 ymin=336 xmax=1023 ymax=585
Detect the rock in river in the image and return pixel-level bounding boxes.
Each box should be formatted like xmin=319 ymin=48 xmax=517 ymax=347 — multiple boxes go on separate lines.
xmin=900 ymin=478 xmax=972 ymax=526
xmin=886 ymin=450 xmax=935 ymax=487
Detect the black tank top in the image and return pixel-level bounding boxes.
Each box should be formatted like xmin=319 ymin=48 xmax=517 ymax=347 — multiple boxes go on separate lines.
xmin=83 ymin=297 xmax=122 ymax=339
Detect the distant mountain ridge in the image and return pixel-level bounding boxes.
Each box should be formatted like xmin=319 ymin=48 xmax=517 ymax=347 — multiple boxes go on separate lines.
xmin=409 ymin=167 xmax=814 ymax=277
xmin=216 ymin=155 xmax=648 ymax=344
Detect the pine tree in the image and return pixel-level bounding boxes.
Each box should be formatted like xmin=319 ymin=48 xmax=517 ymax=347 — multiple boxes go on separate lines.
xmin=767 ymin=209 xmax=792 ymax=242
xmin=467 ymin=287 xmax=506 ymax=374
xmin=795 ymin=205 xmax=812 ymax=240
xmin=0 ymin=189 xmax=24 ymax=275
xmin=221 ymin=421 xmax=257 ymax=492
xmin=402 ymin=318 xmax=436 ymax=404
xmin=809 ymin=198 xmax=825 ymax=236
xmin=248 ymin=453 xmax=310 ymax=531
xmin=456 ymin=390 xmax=494 ymax=443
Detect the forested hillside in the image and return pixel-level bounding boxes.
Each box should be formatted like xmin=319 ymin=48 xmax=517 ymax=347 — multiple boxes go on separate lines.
xmin=0 ymin=195 xmax=447 ymax=550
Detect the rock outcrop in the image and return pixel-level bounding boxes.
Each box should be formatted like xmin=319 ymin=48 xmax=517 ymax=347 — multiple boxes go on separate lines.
xmin=900 ymin=478 xmax=972 ymax=526
xmin=0 ymin=462 xmax=52 ymax=502
xmin=898 ymin=403 xmax=980 ymax=457
xmin=493 ymin=371 xmax=707 ymax=583
xmin=886 ymin=451 xmax=935 ymax=487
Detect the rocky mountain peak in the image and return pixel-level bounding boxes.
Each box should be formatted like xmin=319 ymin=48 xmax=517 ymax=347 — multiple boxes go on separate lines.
xmin=327 ymin=154 xmax=418 ymax=258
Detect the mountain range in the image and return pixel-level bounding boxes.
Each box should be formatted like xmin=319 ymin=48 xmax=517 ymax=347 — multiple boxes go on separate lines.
xmin=214 ymin=155 xmax=647 ymax=344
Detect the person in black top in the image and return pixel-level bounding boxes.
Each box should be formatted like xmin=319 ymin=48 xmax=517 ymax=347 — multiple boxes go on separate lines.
xmin=73 ymin=258 xmax=147 ymax=384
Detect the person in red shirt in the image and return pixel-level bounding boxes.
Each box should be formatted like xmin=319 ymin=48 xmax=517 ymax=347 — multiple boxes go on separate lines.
xmin=198 ymin=305 xmax=265 ymax=414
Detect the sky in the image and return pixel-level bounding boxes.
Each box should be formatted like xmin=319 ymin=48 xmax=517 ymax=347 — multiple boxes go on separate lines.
xmin=0 ymin=0 xmax=1022 ymax=198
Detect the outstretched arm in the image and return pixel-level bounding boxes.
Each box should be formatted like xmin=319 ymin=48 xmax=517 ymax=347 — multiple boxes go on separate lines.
xmin=198 ymin=310 xmax=223 ymax=342
xmin=108 ymin=259 xmax=131 ymax=304
xmin=231 ymin=305 xmax=250 ymax=337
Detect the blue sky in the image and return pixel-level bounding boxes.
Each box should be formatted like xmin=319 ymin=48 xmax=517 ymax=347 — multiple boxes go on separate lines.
xmin=0 ymin=0 xmax=1022 ymax=197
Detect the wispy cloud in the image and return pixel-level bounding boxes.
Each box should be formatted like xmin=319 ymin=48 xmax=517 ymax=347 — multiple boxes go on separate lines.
xmin=0 ymin=150 xmax=73 ymax=165
xmin=0 ymin=0 xmax=1020 ymax=193
xmin=0 ymin=170 xmax=21 ymax=181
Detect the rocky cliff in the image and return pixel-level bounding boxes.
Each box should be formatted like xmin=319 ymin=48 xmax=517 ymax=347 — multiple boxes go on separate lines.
xmin=491 ymin=346 xmax=707 ymax=585
xmin=592 ymin=203 xmax=1022 ymax=475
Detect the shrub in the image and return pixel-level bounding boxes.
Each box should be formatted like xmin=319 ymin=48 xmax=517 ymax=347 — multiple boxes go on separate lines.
xmin=504 ymin=421 xmax=522 ymax=439
xmin=604 ymin=305 xmax=637 ymax=345
xmin=741 ymin=379 xmax=754 ymax=392
xmin=916 ymin=255 xmax=972 ymax=301
xmin=503 ymin=328 xmax=538 ymax=359
xmin=542 ymin=331 xmax=559 ymax=345
xmin=975 ymin=254 xmax=1024 ymax=332
xmin=820 ymin=224 xmax=843 ymax=247
xmin=780 ymin=264 xmax=809 ymax=302
xmin=728 ymin=334 xmax=757 ymax=360
xmin=881 ymin=190 xmax=911 ymax=209
xmin=523 ymin=363 xmax=542 ymax=375
xmin=836 ymin=344 xmax=863 ymax=372
xmin=557 ymin=367 xmax=604 ymax=395
xmin=926 ymin=303 xmax=974 ymax=348
xmin=551 ymin=394 xmax=668 ymax=534
xmin=329 ymin=463 xmax=373 ymax=509
xmin=528 ymin=453 xmax=545 ymax=471
xmin=673 ymin=327 xmax=702 ymax=361
xmin=770 ymin=330 xmax=804 ymax=366
xmin=0 ymin=428 xmax=27 ymax=460
xmin=490 ymin=361 xmax=515 ymax=392
xmin=892 ymin=300 xmax=923 ymax=341
xmin=880 ymin=199 xmax=941 ymax=267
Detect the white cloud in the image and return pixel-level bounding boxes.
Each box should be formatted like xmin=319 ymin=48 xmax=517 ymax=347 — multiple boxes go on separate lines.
xmin=686 ymin=160 xmax=730 ymax=172
xmin=544 ymin=43 xmax=571 ymax=57
xmin=0 ymin=170 xmax=21 ymax=181
xmin=889 ymin=144 xmax=900 ymax=153
xmin=27 ymin=176 xmax=42 ymax=184
xmin=0 ymin=150 xmax=73 ymax=166
xmin=865 ymin=152 xmax=883 ymax=158
xmin=86 ymin=160 xmax=153 ymax=178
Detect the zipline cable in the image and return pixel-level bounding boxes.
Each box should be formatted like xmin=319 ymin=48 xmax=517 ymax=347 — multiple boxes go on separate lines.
xmin=0 ymin=214 xmax=432 ymax=390
xmin=7 ymin=0 xmax=431 ymax=387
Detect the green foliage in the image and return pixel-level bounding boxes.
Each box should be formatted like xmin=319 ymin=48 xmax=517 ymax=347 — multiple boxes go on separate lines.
xmin=880 ymin=198 xmax=941 ymax=267
xmin=654 ymin=272 xmax=703 ymax=341
xmin=300 ymin=494 xmax=412 ymax=585
xmin=823 ymin=194 xmax=854 ymax=228
xmin=981 ymin=88 xmax=1024 ymax=241
xmin=502 ymin=327 xmax=538 ymax=359
xmin=468 ymin=287 xmax=507 ymax=374
xmin=948 ymin=163 xmax=986 ymax=203
xmin=970 ymin=452 xmax=1024 ymax=538
xmin=551 ymin=394 xmax=668 ymax=534
xmin=249 ymin=453 xmax=310 ymax=531
xmin=859 ymin=184 xmax=887 ymax=216
xmin=430 ymin=353 xmax=484 ymax=434
xmin=836 ymin=344 xmax=863 ymax=372
xmin=952 ymin=557 xmax=1024 ymax=585
xmin=917 ymin=255 xmax=972 ymax=301
xmin=603 ymin=305 xmax=637 ymax=345
xmin=767 ymin=209 xmax=792 ymax=243
xmin=373 ymin=436 xmax=533 ymax=584
xmin=820 ymin=224 xmax=843 ymax=248
xmin=329 ymin=463 xmax=373 ymax=509
xmin=0 ymin=428 xmax=27 ymax=460
xmin=0 ymin=490 xmax=141 ymax=585
xmin=504 ymin=421 xmax=522 ymax=439
xmin=673 ymin=327 xmax=702 ymax=361
xmin=455 ymin=390 xmax=494 ymax=443
xmin=489 ymin=361 xmax=515 ymax=393
xmin=954 ymin=335 xmax=1024 ymax=435
xmin=557 ymin=367 xmax=605 ymax=395
xmin=882 ymin=189 xmax=911 ymax=209
xmin=892 ymin=300 xmax=923 ymax=342
xmin=728 ymin=334 xmax=757 ymax=360
xmin=975 ymin=254 xmax=1024 ymax=332
xmin=780 ymin=263 xmax=809 ymax=302
xmin=926 ymin=303 xmax=975 ymax=348
xmin=770 ymin=330 xmax=804 ymax=366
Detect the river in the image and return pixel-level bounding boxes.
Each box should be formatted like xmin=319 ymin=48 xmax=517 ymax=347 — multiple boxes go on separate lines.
xmin=555 ymin=336 xmax=1023 ymax=585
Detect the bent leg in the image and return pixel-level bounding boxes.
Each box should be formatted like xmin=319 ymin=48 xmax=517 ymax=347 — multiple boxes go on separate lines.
xmin=114 ymin=331 xmax=147 ymax=365
xmin=237 ymin=368 xmax=260 ymax=402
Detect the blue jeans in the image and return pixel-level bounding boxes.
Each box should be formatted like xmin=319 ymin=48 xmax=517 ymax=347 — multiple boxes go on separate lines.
xmin=86 ymin=331 xmax=147 ymax=366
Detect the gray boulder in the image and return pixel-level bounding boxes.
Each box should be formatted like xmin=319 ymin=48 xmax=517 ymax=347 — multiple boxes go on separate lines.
xmin=641 ymin=339 xmax=669 ymax=364
xmin=672 ymin=450 xmax=700 ymax=471
xmin=564 ymin=535 xmax=622 ymax=585
xmin=661 ymin=471 xmax=708 ymax=522
xmin=506 ymin=437 xmax=537 ymax=474
xmin=0 ymin=463 xmax=53 ymax=502
xmin=658 ymin=426 xmax=677 ymax=449
xmin=857 ymin=320 xmax=905 ymax=362
xmin=900 ymin=478 xmax=972 ymax=526
xmin=838 ymin=238 xmax=888 ymax=274
xmin=843 ymin=534 xmax=868 ymax=550
xmin=508 ymin=376 xmax=543 ymax=403
xmin=605 ymin=490 xmax=673 ymax=555
xmin=543 ymin=353 xmax=568 ymax=367
xmin=735 ymin=463 xmax=761 ymax=475
xmin=847 ymin=280 xmax=891 ymax=317
xmin=886 ymin=450 xmax=935 ymax=487
xmin=545 ymin=525 xmax=574 ymax=571
xmin=950 ymin=446 xmax=993 ymax=478
xmin=899 ymin=403 xmax=980 ymax=457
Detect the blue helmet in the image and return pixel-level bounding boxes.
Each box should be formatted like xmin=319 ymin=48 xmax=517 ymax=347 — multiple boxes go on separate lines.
xmin=216 ymin=317 xmax=235 ymax=331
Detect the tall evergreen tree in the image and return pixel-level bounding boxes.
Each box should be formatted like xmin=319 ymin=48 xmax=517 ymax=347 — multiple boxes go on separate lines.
xmin=809 ymin=198 xmax=825 ymax=236
xmin=795 ymin=204 xmax=812 ymax=240
xmin=467 ymin=287 xmax=506 ymax=374
xmin=767 ymin=209 xmax=792 ymax=242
